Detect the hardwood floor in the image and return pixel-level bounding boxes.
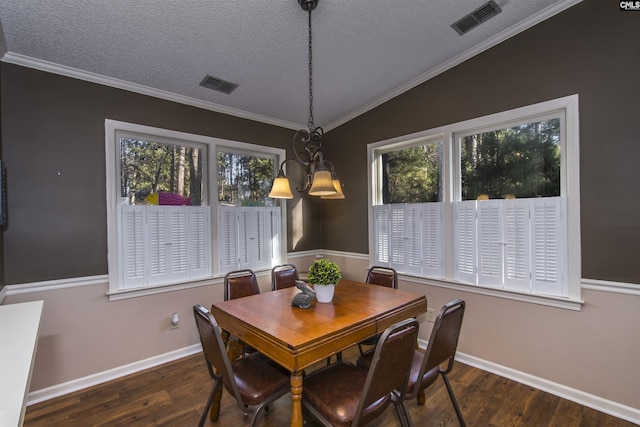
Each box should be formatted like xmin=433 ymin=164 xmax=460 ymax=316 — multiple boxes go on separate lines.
xmin=24 ymin=347 xmax=634 ymax=427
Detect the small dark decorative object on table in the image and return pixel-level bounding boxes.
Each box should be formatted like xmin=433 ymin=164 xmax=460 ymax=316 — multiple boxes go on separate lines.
xmin=291 ymin=280 xmax=316 ymax=309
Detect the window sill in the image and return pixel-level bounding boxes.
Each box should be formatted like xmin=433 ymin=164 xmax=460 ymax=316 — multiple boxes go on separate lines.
xmin=107 ymin=277 xmax=223 ymax=301
xmin=401 ymin=274 xmax=584 ymax=311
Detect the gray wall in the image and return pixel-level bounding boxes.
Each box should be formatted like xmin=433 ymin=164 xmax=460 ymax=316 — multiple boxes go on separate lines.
xmin=0 ymin=65 xmax=323 ymax=284
xmin=324 ymin=0 xmax=640 ymax=284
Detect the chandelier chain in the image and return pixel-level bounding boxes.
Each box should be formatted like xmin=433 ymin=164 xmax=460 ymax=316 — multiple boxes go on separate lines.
xmin=307 ymin=6 xmax=314 ymax=133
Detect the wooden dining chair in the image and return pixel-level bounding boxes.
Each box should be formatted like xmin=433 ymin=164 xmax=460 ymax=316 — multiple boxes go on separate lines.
xmin=357 ymin=266 xmax=399 ymax=355
xmin=193 ymin=304 xmax=290 ymax=427
xmin=357 ymin=299 xmax=467 ymax=426
xmin=271 ymin=263 xmax=299 ymax=291
xmin=302 ymin=318 xmax=419 ymax=427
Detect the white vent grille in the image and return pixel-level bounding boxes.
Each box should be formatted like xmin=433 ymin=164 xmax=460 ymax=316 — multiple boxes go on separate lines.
xmin=451 ymin=1 xmax=502 ymax=35
xmin=199 ymin=75 xmax=238 ymax=94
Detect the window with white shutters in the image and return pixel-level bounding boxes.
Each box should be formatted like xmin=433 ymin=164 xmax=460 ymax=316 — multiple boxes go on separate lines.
xmin=106 ymin=120 xmax=286 ymax=298
xmin=369 ymin=95 xmax=580 ymax=304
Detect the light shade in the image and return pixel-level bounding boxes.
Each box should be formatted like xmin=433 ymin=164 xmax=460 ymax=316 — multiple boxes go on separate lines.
xmin=321 ymin=179 xmax=345 ymax=199
xmin=308 ymin=170 xmax=336 ymax=196
xmin=269 ymin=174 xmax=294 ymax=199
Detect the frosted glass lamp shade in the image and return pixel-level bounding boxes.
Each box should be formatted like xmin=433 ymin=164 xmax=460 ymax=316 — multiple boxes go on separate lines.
xmin=269 ymin=174 xmax=294 ymax=199
xmin=308 ymin=170 xmax=336 ymax=196
xmin=321 ymin=179 xmax=345 ymax=199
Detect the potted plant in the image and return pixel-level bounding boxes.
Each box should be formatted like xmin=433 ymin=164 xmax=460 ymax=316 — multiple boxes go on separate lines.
xmin=307 ymin=259 xmax=342 ymax=303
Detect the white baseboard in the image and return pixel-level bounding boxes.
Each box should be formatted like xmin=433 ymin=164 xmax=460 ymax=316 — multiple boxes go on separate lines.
xmin=456 ymin=351 xmax=640 ymax=425
xmin=27 ymin=344 xmax=202 ymax=406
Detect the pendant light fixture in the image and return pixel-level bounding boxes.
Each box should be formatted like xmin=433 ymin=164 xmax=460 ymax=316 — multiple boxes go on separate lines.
xmin=269 ymin=0 xmax=345 ymax=200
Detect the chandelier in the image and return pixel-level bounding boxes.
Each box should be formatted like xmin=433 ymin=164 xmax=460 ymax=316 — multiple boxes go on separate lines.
xmin=269 ymin=0 xmax=345 ymax=200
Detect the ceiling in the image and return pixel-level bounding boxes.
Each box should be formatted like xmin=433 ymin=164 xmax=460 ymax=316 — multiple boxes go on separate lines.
xmin=0 ymin=0 xmax=580 ymax=131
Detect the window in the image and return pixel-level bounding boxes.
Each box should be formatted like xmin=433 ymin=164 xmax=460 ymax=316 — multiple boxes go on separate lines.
xmin=105 ymin=120 xmax=286 ymax=298
xmin=369 ymin=95 xmax=581 ymax=306
xmin=216 ymin=149 xmax=281 ymax=274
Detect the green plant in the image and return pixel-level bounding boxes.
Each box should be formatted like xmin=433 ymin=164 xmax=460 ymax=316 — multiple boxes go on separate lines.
xmin=307 ymin=259 xmax=341 ymax=286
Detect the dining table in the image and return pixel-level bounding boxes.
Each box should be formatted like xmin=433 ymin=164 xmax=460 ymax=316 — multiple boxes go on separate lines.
xmin=210 ymin=278 xmax=427 ymax=427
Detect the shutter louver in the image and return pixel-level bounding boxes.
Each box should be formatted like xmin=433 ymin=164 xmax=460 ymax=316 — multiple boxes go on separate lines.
xmin=454 ymin=201 xmax=477 ymax=284
xmin=503 ymin=200 xmax=530 ymax=291
xmin=422 ymin=203 xmax=444 ymax=278
xmin=120 ymin=205 xmax=146 ymax=289
xmin=531 ymin=197 xmax=566 ymax=296
xmin=219 ymin=206 xmax=238 ymax=272
xmin=477 ymin=200 xmax=503 ymax=287
xmin=189 ymin=207 xmax=211 ymax=280
xmin=390 ymin=205 xmax=406 ymax=269
xmin=169 ymin=208 xmax=189 ymax=281
xmin=147 ymin=207 xmax=169 ymax=285
xmin=374 ymin=205 xmax=390 ymax=265
xmin=405 ymin=204 xmax=422 ymax=275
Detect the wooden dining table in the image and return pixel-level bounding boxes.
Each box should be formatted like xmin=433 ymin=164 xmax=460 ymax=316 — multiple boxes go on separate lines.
xmin=210 ymin=279 xmax=427 ymax=427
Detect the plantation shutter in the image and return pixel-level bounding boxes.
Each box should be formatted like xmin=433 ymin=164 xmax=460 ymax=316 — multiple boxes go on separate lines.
xmin=218 ymin=206 xmax=238 ymax=273
xmin=503 ymin=200 xmax=530 ymax=292
xmin=454 ymin=201 xmax=477 ymax=284
xmin=531 ymin=197 xmax=566 ymax=296
xmin=373 ymin=205 xmax=390 ymax=265
xmin=265 ymin=207 xmax=281 ymax=267
xmin=167 ymin=208 xmax=189 ymax=282
xmin=147 ymin=207 xmax=170 ymax=286
xmin=120 ymin=205 xmax=146 ymax=289
xmin=188 ymin=207 xmax=211 ymax=280
xmin=389 ymin=205 xmax=406 ymax=271
xmin=219 ymin=206 xmax=279 ymax=274
xmin=422 ymin=202 xmax=444 ymax=278
xmin=404 ymin=204 xmax=423 ymax=275
xmin=477 ymin=200 xmax=503 ymax=287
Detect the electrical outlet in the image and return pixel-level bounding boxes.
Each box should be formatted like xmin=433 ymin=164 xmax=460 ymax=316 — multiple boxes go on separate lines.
xmin=169 ymin=312 xmax=179 ymax=330
xmin=426 ymin=308 xmax=436 ymax=322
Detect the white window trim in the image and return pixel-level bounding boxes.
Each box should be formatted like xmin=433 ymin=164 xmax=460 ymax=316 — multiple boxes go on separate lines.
xmin=367 ymin=95 xmax=582 ymax=309
xmin=105 ymin=119 xmax=287 ymax=299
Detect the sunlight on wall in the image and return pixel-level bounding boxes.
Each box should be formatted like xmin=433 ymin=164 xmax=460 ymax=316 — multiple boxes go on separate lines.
xmin=293 ymin=198 xmax=303 ymax=249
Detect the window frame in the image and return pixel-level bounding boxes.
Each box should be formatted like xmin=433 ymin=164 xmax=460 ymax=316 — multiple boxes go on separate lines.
xmin=105 ymin=119 xmax=287 ymax=300
xmin=367 ymin=95 xmax=582 ymax=309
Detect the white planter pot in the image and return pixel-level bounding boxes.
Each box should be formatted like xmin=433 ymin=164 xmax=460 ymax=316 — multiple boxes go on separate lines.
xmin=314 ymin=284 xmax=335 ymax=303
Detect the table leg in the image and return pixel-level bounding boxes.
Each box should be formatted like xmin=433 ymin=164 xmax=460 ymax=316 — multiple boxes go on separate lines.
xmin=290 ymin=371 xmax=304 ymax=427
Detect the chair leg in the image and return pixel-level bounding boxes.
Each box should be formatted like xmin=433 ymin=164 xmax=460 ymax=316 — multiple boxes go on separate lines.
xmin=199 ymin=381 xmax=221 ymax=427
xmin=392 ymin=394 xmax=414 ymax=427
xmin=441 ymin=373 xmax=465 ymax=427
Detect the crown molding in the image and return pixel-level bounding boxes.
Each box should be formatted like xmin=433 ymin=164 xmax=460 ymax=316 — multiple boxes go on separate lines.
xmin=0 ymin=52 xmax=302 ymax=131
xmin=325 ymin=0 xmax=584 ymax=131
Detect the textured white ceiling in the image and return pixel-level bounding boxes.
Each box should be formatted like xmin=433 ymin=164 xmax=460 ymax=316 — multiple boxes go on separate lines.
xmin=0 ymin=0 xmax=581 ymax=130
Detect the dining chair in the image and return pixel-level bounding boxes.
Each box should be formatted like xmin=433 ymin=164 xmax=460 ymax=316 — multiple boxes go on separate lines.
xmin=271 ymin=263 xmax=299 ymax=291
xmin=357 ymin=299 xmax=467 ymax=426
xmin=224 ymin=269 xmax=260 ymax=301
xmin=357 ymin=266 xmax=399 ymax=355
xmin=224 ymin=269 xmax=261 ymax=357
xmin=302 ymin=318 xmax=419 ymax=427
xmin=193 ymin=304 xmax=290 ymax=427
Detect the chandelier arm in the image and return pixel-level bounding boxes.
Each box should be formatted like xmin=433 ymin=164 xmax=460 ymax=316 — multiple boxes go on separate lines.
xmin=292 ymin=129 xmax=312 ymax=166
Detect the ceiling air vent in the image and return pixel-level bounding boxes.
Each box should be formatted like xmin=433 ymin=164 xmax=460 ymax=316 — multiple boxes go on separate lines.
xmin=451 ymin=1 xmax=502 ymax=36
xmin=199 ymin=75 xmax=238 ymax=94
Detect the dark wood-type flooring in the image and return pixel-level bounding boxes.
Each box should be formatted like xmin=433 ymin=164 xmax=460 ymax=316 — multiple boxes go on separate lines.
xmin=24 ymin=346 xmax=635 ymax=427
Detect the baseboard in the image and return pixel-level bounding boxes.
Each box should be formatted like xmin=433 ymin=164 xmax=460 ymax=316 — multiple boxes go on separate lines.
xmin=455 ymin=351 xmax=640 ymax=425
xmin=27 ymin=343 xmax=202 ymax=406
